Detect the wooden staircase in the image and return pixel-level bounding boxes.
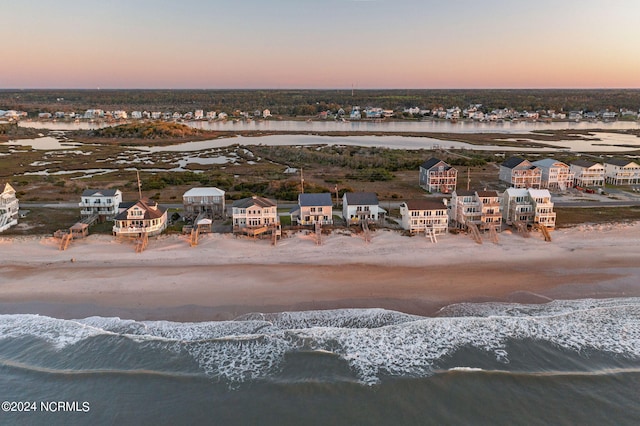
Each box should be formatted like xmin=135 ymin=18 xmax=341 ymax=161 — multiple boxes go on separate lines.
xmin=466 ymin=221 xmax=483 ymax=244
xmin=425 ymin=228 xmax=437 ymax=243
xmin=135 ymin=232 xmax=149 ymax=253
xmin=362 ymin=220 xmax=372 ymax=243
xmin=190 ymin=227 xmax=200 ymax=247
xmin=514 ymin=221 xmax=530 ymax=238
xmin=535 ymin=224 xmax=552 ymax=242
xmin=59 ymin=233 xmax=73 ymax=251
xmin=489 ymin=225 xmax=499 ymax=244
xmin=314 ymin=222 xmax=322 ymax=245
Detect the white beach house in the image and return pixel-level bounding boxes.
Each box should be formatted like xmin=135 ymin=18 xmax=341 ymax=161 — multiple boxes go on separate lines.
xmin=499 ymin=157 xmax=542 ymax=189
xmin=231 ymin=196 xmax=278 ymax=229
xmin=292 ymin=193 xmax=333 ymax=226
xmin=79 ymin=189 xmax=123 ymax=221
xmin=342 ymin=192 xmax=385 ymax=225
xmin=570 ymin=160 xmax=605 ymax=187
xmin=532 ymin=159 xmax=575 ymax=191
xmin=449 ymin=189 xmax=502 ymax=232
xmin=603 ymin=159 xmax=640 ymax=185
xmin=0 ymin=183 xmax=19 ymax=232
xmin=182 ymin=187 xmax=226 ymax=220
xmin=502 ymin=188 xmax=556 ymax=229
xmin=112 ymin=198 xmax=168 ymax=237
xmin=419 ymin=158 xmax=458 ymax=194
xmin=399 ymin=199 xmax=449 ymax=235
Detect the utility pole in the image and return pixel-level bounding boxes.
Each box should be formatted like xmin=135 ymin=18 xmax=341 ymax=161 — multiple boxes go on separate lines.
xmin=136 ymin=169 xmax=143 ymax=200
xmin=467 ymin=167 xmax=471 ymax=191
xmin=300 ymin=168 xmax=304 ymax=194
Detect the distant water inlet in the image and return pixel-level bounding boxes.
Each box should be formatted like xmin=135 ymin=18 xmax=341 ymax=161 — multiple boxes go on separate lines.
xmin=6 ymin=132 xmax=640 ymax=154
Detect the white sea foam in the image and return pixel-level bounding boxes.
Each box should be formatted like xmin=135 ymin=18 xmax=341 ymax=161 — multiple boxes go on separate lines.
xmin=1 ymin=299 xmax=639 ymax=385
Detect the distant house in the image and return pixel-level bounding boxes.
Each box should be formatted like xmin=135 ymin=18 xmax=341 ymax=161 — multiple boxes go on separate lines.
xmin=342 ymin=192 xmax=385 ymax=225
xmin=291 ymin=193 xmax=333 ymax=226
xmin=350 ymin=107 xmax=361 ymax=120
xmin=399 ymin=199 xmax=448 ymax=235
xmin=183 ymin=187 xmax=226 ymax=220
xmin=0 ymin=183 xmax=19 ymax=232
xmin=532 ymin=159 xmax=575 ymax=191
xmin=194 ymin=110 xmax=204 ymax=120
xmin=502 ymin=188 xmax=555 ymax=229
xmin=232 ymin=196 xmax=278 ymax=229
xmin=112 ymin=110 xmax=127 ymax=120
xmin=112 ymin=198 xmax=167 ymax=237
xmin=79 ymin=189 xmax=122 ymax=221
xmin=499 ymin=157 xmax=542 ymax=189
xmin=419 ymin=158 xmax=458 ymax=193
xmin=263 ymin=109 xmax=271 ymax=118
xmin=449 ymin=189 xmax=502 ymax=232
xmin=570 ymin=160 xmax=605 ymax=187
xmin=603 ymin=159 xmax=640 ymax=185
xmin=131 ymin=111 xmax=143 ymax=119
xmin=206 ymin=111 xmax=217 ymax=120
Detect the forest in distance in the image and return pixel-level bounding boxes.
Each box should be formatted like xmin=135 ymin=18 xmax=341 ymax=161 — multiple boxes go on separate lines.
xmin=2 ymin=88 xmax=640 ymax=117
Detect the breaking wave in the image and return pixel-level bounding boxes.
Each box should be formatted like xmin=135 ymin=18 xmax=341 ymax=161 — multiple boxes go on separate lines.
xmin=0 ymin=299 xmax=639 ymax=385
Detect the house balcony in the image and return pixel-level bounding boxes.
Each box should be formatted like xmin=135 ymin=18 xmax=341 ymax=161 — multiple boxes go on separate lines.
xmin=81 ymin=208 xmax=117 ymax=217
xmin=113 ymin=222 xmax=166 ymax=237
xmin=298 ymin=218 xmax=333 ymax=226
xmin=482 ymin=212 xmax=503 ymax=221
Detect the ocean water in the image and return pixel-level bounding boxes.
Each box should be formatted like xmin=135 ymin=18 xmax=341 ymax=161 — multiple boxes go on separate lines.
xmin=0 ymin=298 xmax=639 ymax=425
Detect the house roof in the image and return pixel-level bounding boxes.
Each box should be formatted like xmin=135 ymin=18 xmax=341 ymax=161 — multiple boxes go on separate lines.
xmin=571 ymin=159 xmax=602 ymax=168
xmin=403 ymin=199 xmax=446 ymax=211
xmin=604 ymin=158 xmax=639 ymax=167
xmin=232 ymin=196 xmax=277 ymax=209
xmin=453 ymin=190 xmax=475 ymax=197
xmin=298 ymin=193 xmax=333 ymax=207
xmin=504 ymin=188 xmax=529 ymax=197
xmin=527 ymin=189 xmax=552 ymax=198
xmin=183 ymin=187 xmax=225 ymax=197
xmin=476 ymin=190 xmax=500 ymax=198
xmin=344 ymin=192 xmax=379 ymax=205
xmin=81 ymin=188 xmax=121 ymax=197
xmin=2 ymin=183 xmax=15 ymax=195
xmin=420 ymin=157 xmax=452 ymax=171
xmin=501 ymin=157 xmax=530 ymax=169
xmin=114 ymin=198 xmax=166 ymax=221
xmin=532 ymin=158 xmax=569 ymax=168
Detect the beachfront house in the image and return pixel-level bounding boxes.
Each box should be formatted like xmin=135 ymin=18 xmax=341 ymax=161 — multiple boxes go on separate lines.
xmin=112 ymin=198 xmax=167 ymax=237
xmin=291 ymin=193 xmax=333 ymax=226
xmin=342 ymin=192 xmax=385 ymax=225
xmin=0 ymin=183 xmax=19 ymax=232
xmin=570 ymin=160 xmax=605 ymax=187
xmin=79 ymin=189 xmax=123 ymax=221
xmin=399 ymin=199 xmax=449 ymax=235
xmin=449 ymin=189 xmax=502 ymax=232
xmin=499 ymin=157 xmax=542 ymax=189
xmin=419 ymin=158 xmax=458 ymax=193
xmin=603 ymin=159 xmax=640 ymax=185
xmin=532 ymin=159 xmax=575 ymax=191
xmin=502 ymin=188 xmax=556 ymax=229
xmin=182 ymin=187 xmax=226 ymax=220
xmin=231 ymin=196 xmax=278 ymax=230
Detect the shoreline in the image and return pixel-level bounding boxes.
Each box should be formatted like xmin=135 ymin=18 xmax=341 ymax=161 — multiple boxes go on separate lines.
xmin=1 ymin=223 xmax=640 ymax=321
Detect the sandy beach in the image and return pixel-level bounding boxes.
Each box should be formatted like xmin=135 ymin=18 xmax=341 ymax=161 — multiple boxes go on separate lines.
xmin=1 ymin=223 xmax=639 ymax=321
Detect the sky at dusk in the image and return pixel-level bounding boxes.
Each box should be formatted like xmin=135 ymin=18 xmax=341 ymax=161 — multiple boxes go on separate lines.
xmin=3 ymin=0 xmax=640 ymax=89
